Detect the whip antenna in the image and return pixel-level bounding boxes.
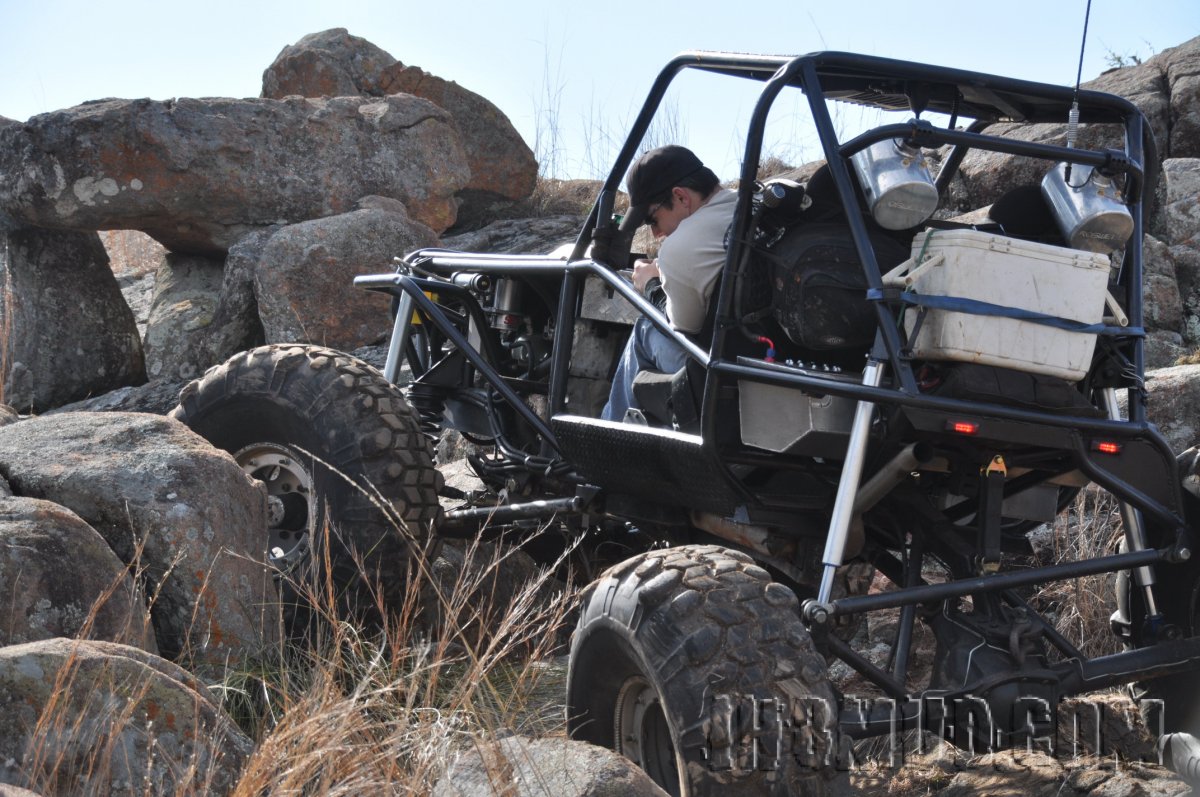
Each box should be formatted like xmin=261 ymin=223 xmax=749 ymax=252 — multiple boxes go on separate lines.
xmin=1066 ymin=0 xmax=1093 ymax=180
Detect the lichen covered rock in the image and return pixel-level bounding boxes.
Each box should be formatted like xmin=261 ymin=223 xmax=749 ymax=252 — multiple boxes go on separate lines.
xmin=0 ymin=412 xmax=278 ymax=666
xmin=0 ymin=497 xmax=156 ymax=652
xmin=0 ymin=638 xmax=250 ymax=796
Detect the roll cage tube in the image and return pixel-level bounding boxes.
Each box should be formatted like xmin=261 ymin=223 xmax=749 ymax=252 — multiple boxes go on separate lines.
xmin=354 ymin=258 xmax=711 ymax=458
xmin=366 ymin=253 xmax=710 ymax=367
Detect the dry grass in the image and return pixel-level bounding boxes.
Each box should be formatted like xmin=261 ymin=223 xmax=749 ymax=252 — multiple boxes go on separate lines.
xmin=1030 ymin=487 xmax=1127 ymax=660
xmin=1174 ymin=348 xmax=1200 ymax=366
xmin=226 ymin=530 xmax=577 ymax=795
xmin=756 ymin=154 xmax=800 ymax=180
xmin=16 ymin=535 xmax=235 ymax=797
xmin=520 ymin=176 xmax=608 ymax=219
xmin=1 ymin=235 xmax=12 ymax=408
xmin=9 ymin=510 xmax=578 ymax=796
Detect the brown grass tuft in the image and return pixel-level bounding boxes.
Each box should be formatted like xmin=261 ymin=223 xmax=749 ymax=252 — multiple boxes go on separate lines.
xmin=1174 ymin=348 xmax=1200 ymax=366
xmin=10 ymin=491 xmax=578 ymax=796
xmin=226 ymin=528 xmax=578 ymax=795
xmin=514 ymin=176 xmax=610 ymax=219
xmin=1030 ymin=487 xmax=1126 ymax=660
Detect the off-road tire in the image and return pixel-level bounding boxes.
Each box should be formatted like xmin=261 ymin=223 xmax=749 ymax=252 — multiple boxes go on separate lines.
xmin=567 ymin=544 xmax=837 ymax=796
xmin=171 ymin=344 xmax=443 ymax=623
xmin=1118 ymin=551 xmax=1200 ymax=782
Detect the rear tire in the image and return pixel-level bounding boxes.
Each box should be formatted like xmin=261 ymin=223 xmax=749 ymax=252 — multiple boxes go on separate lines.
xmin=171 ymin=344 xmax=443 ymax=628
xmin=567 ymin=544 xmax=837 ymax=796
xmin=1118 ymin=547 xmax=1200 ymax=781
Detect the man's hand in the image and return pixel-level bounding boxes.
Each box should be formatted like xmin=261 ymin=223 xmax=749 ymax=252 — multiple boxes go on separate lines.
xmin=632 ymin=258 xmax=660 ymax=293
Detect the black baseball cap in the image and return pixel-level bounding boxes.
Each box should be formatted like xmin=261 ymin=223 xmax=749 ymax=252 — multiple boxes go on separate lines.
xmin=621 ymin=145 xmax=713 ymax=230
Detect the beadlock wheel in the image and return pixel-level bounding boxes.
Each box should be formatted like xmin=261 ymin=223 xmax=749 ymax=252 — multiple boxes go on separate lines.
xmin=234 ymin=442 xmax=315 ymax=571
xmin=614 ymin=675 xmax=678 ymax=788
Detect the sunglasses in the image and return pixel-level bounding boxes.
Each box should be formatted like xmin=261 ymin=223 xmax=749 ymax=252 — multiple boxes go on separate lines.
xmin=643 ymin=202 xmax=664 ymax=228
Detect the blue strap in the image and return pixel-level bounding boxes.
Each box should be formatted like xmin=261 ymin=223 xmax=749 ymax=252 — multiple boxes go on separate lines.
xmin=866 ymin=288 xmax=1143 ymax=337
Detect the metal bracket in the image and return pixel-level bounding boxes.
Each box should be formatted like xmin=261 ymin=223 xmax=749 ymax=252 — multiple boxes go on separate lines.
xmin=801 ymin=598 xmax=834 ymax=627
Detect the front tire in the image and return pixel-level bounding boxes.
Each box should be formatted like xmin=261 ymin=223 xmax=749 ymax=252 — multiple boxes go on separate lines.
xmin=171 ymin=344 xmax=443 ymax=624
xmin=567 ymin=544 xmax=837 ymax=796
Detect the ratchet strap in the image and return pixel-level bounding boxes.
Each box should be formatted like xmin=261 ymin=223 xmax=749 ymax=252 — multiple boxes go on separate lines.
xmin=866 ymin=288 xmax=1144 ymax=337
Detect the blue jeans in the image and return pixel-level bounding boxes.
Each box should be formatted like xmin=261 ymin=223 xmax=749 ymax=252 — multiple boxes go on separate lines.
xmin=601 ymin=317 xmax=689 ymax=421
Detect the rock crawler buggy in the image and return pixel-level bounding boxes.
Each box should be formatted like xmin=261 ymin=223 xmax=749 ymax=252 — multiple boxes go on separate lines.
xmin=174 ymin=51 xmax=1200 ymax=795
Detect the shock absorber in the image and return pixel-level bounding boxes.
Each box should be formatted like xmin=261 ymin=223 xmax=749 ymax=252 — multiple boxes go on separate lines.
xmin=407 ymin=383 xmax=446 ymax=443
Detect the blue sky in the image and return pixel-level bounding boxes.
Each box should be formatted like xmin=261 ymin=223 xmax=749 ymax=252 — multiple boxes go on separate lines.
xmin=1 ymin=0 xmax=1196 ymax=179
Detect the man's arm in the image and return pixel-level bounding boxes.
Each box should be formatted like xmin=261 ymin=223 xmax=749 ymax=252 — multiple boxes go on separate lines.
xmin=633 ymin=258 xmax=667 ymax=309
xmin=631 ymin=258 xmax=659 ymax=293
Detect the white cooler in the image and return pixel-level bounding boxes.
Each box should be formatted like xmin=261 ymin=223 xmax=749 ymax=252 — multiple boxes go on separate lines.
xmin=894 ymin=230 xmax=1115 ymax=381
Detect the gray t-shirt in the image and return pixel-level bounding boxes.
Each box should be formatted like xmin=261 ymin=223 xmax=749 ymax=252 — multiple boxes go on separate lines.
xmin=658 ymin=188 xmax=737 ymax=334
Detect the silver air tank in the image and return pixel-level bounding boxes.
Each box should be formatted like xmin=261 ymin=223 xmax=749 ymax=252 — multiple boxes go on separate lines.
xmin=1040 ymin=162 xmax=1134 ymax=254
xmin=850 ymin=138 xmax=939 ymax=230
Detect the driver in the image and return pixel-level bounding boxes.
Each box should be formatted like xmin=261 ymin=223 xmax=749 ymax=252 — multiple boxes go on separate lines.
xmin=601 ymin=145 xmax=737 ymax=422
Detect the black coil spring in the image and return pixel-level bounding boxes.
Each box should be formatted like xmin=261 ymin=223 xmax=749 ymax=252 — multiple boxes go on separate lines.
xmin=407 ymin=383 xmax=446 ymax=443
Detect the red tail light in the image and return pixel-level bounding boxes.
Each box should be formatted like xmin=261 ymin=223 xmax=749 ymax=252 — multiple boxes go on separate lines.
xmin=948 ymin=421 xmax=979 ymax=435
